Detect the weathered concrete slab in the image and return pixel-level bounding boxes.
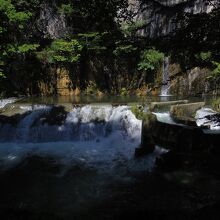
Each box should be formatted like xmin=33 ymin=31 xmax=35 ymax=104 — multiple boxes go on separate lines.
xmin=170 ymin=102 xmax=205 ymax=118
xmin=150 ymin=100 xmax=189 ymax=111
xmin=139 ymin=112 xmax=220 ymax=156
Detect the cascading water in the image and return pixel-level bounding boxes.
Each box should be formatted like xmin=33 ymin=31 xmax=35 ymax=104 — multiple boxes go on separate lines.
xmin=160 ymin=56 xmax=171 ymax=96
xmin=0 ymin=97 xmax=17 ymax=109
xmin=195 ymin=108 xmax=220 ymax=133
xmin=0 ymin=104 xmax=164 ymax=172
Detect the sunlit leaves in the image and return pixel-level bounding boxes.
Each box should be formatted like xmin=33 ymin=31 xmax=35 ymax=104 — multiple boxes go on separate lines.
xmin=212 ymin=61 xmax=220 ymax=78
xmin=37 ymin=39 xmax=83 ymax=64
xmin=138 ymin=49 xmax=164 ymax=71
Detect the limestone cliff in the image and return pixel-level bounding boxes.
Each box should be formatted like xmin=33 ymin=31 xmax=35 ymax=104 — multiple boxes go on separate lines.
xmin=129 ymin=0 xmax=217 ymax=37
xmin=36 ymin=2 xmax=69 ymax=39
xmin=34 ymin=0 xmax=217 ymax=39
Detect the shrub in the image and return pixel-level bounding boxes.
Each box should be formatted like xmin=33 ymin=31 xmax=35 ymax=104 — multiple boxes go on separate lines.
xmin=58 ymin=4 xmax=74 ymax=16
xmin=212 ymin=61 xmax=220 ymax=78
xmin=138 ymin=49 xmax=164 ymax=72
xmin=36 ymin=39 xmax=83 ymax=64
xmin=130 ymin=105 xmax=146 ymax=120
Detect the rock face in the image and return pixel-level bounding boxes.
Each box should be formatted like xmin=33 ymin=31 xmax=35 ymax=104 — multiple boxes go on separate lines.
xmin=36 ymin=2 xmax=68 ymax=39
xmin=35 ymin=0 xmax=217 ymax=40
xmin=130 ymin=0 xmax=217 ymax=37
xmin=168 ymin=66 xmax=214 ymax=96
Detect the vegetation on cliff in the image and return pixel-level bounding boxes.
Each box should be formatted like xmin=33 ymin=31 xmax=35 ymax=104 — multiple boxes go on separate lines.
xmin=0 ymin=0 xmax=220 ymax=96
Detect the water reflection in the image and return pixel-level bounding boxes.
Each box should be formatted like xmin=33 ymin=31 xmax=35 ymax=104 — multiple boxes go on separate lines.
xmin=16 ymin=94 xmax=210 ymax=105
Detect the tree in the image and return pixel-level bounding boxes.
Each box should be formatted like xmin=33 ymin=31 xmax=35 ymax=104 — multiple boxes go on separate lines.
xmin=137 ymin=49 xmax=164 ymax=88
xmin=0 ymin=0 xmax=39 ymax=79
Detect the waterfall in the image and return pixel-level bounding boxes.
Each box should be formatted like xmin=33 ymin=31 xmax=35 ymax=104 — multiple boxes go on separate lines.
xmin=0 ymin=105 xmax=155 ymax=170
xmin=160 ymin=57 xmax=170 ymax=96
xmin=0 ymin=105 xmax=141 ymax=143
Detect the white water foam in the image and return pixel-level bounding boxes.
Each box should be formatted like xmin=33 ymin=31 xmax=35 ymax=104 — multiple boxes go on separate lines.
xmin=153 ymin=112 xmax=176 ymax=124
xmin=0 ymin=105 xmax=165 ymax=172
xmin=196 ymin=107 xmax=220 ymax=131
xmin=0 ymin=98 xmax=17 ymax=109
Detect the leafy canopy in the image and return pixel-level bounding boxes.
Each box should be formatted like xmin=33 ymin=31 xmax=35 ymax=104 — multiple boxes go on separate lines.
xmin=37 ymin=39 xmax=83 ymax=64
xmin=212 ymin=61 xmax=220 ymax=78
xmin=138 ymin=49 xmax=164 ymax=72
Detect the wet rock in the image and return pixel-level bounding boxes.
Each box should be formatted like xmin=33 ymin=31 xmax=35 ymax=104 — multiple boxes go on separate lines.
xmin=136 ymin=113 xmax=157 ymax=157
xmin=0 ymin=113 xmax=27 ymax=126
xmin=172 ymin=116 xmax=197 ymax=127
xmin=11 ymin=155 xmax=63 ymax=175
xmin=37 ymin=106 xmax=68 ymax=126
xmin=135 ymin=144 xmax=155 ymax=157
xmin=156 ymin=151 xmax=196 ymax=171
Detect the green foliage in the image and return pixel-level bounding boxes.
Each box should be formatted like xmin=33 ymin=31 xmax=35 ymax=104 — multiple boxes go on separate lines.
xmin=0 ymin=0 xmax=32 ymax=24
xmin=58 ymin=4 xmax=74 ymax=16
xmin=0 ymin=0 xmax=37 ymax=84
xmin=195 ymin=51 xmax=212 ymax=64
xmin=138 ymin=49 xmax=164 ymax=72
xmin=212 ymin=61 xmax=220 ymax=78
xmin=130 ymin=105 xmax=146 ymax=120
xmin=120 ymin=87 xmax=129 ymax=96
xmin=120 ymin=21 xmax=146 ymax=37
xmin=84 ymin=81 xmax=99 ymax=95
xmin=199 ymin=52 xmax=212 ymax=61
xmin=0 ymin=71 xmax=6 ymax=78
xmin=17 ymin=44 xmax=39 ymax=53
xmin=113 ymin=42 xmax=137 ymax=56
xmin=75 ymin=0 xmax=130 ymax=32
xmin=37 ymin=39 xmax=83 ymax=64
xmin=2 ymin=43 xmax=39 ymax=57
xmin=169 ymin=7 xmax=220 ymax=69
xmin=211 ymin=98 xmax=220 ymax=112
xmin=77 ymin=32 xmax=108 ymax=51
